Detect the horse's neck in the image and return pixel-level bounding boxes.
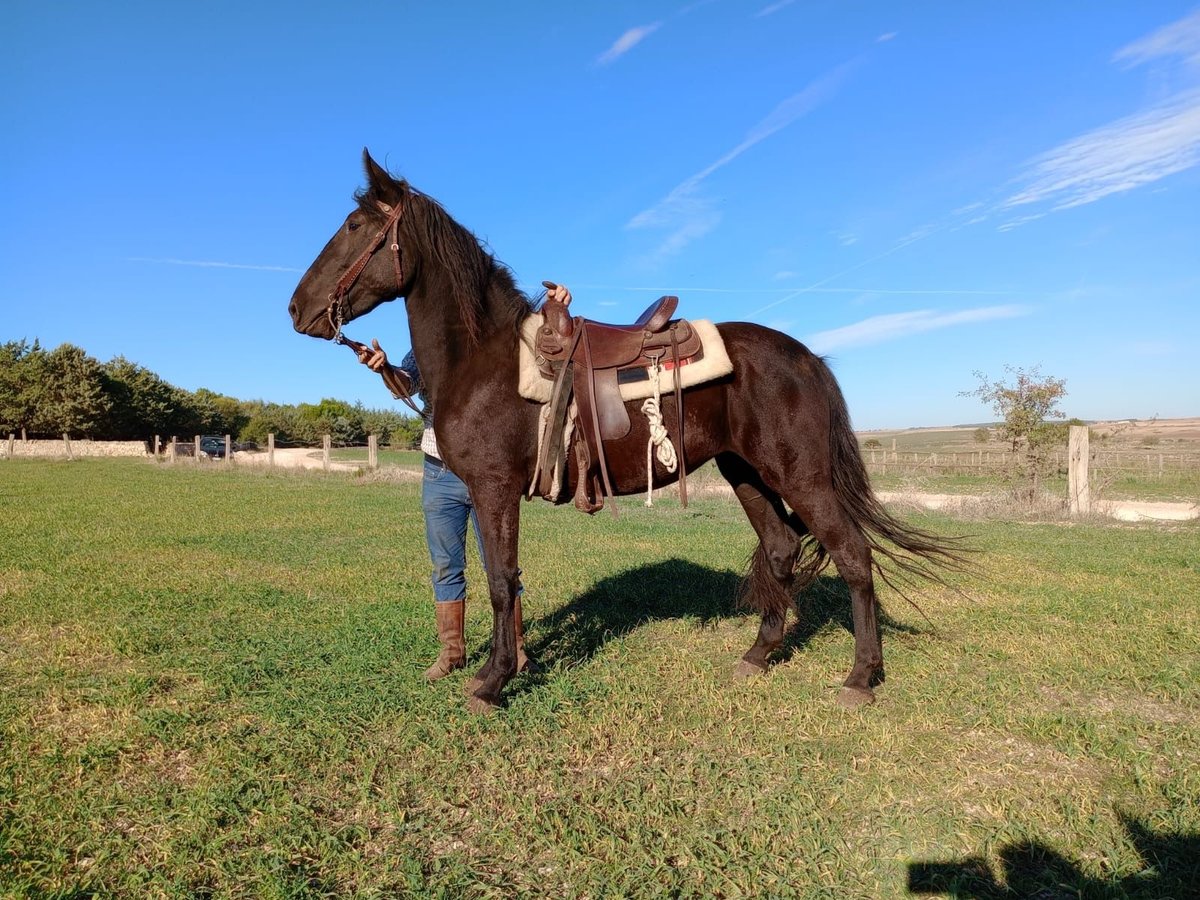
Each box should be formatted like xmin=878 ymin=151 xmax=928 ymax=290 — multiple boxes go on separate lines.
xmin=404 ymin=274 xmax=516 ymax=409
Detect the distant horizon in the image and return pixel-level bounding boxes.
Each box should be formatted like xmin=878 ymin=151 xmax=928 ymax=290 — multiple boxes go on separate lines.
xmin=855 ymin=415 xmax=1200 ymax=434
xmin=6 ymin=331 xmax=1194 ymax=435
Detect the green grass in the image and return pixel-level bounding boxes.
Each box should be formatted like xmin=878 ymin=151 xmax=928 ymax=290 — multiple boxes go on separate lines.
xmin=2 ymin=459 xmax=1198 ymax=897
xmin=867 ymin=468 xmax=1200 ymax=503
xmin=329 ymin=448 xmax=424 ymax=467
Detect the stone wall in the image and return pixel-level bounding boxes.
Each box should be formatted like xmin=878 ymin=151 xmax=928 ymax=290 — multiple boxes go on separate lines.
xmin=3 ymin=438 xmax=150 ymax=458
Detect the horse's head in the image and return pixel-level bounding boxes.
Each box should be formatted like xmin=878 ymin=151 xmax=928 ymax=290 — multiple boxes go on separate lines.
xmin=288 ymin=149 xmax=416 ymax=340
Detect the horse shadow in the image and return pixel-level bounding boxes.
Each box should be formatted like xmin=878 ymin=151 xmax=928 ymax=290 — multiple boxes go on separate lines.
xmin=499 ymin=558 xmax=923 ymax=685
xmin=907 ymin=813 xmax=1200 ymax=898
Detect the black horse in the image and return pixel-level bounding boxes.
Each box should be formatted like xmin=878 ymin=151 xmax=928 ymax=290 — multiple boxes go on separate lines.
xmin=289 ymin=150 xmax=961 ymax=713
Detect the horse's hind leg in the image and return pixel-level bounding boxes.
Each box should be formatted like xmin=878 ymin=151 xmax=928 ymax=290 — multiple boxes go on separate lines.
xmin=716 ymin=453 xmax=801 ymax=678
xmin=780 ymin=485 xmax=883 ymax=707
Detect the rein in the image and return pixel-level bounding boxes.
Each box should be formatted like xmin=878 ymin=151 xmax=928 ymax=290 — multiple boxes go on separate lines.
xmin=323 ymin=197 xmax=423 ymax=417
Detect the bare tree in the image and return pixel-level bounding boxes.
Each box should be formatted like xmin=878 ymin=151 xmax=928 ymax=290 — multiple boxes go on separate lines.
xmin=961 ymin=366 xmax=1067 ymax=497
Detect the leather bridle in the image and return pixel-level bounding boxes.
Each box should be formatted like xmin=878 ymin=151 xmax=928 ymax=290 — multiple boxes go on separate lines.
xmin=325 ymin=197 xmax=407 ymax=345
xmin=323 ymin=196 xmax=423 ymax=416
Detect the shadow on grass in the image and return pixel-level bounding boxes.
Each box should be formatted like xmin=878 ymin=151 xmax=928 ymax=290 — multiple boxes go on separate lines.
xmin=907 ymin=813 xmax=1200 ymax=899
xmin=775 ymin=576 xmax=922 ymax=668
xmin=515 ymin=557 xmax=742 ymax=671
xmin=502 ymin=559 xmax=925 ymax=680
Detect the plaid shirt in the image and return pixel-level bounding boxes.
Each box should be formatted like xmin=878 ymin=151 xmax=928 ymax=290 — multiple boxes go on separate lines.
xmin=397 ymin=350 xmax=440 ymax=460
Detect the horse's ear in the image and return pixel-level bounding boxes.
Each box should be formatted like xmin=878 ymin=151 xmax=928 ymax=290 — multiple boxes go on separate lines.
xmin=362 ymin=148 xmax=403 ymax=206
xmin=363 ymin=148 xmax=388 ymax=187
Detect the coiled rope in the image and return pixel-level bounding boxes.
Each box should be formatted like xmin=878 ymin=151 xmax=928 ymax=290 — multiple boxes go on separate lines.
xmin=642 ymin=361 xmax=678 ymax=506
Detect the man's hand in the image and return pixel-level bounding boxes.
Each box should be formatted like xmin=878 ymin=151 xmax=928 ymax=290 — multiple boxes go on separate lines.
xmin=355 ymin=338 xmax=390 ymax=373
xmin=542 ymin=280 xmax=572 ymax=307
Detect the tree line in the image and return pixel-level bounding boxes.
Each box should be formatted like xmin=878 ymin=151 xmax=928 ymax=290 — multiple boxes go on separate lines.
xmin=0 ymin=340 xmax=423 ymax=448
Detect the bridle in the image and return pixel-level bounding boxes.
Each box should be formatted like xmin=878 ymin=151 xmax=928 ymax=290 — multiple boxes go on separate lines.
xmin=325 ymin=197 xmax=407 ymax=346
xmin=323 ymin=195 xmax=423 ymax=416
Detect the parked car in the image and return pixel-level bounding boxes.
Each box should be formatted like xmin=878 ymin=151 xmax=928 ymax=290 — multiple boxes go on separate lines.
xmin=199 ymin=435 xmax=230 ymax=459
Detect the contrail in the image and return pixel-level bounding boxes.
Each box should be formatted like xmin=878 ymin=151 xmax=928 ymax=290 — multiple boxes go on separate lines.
xmin=128 ymin=257 xmax=303 ymax=273
xmin=574 ymin=284 xmax=1025 ymax=296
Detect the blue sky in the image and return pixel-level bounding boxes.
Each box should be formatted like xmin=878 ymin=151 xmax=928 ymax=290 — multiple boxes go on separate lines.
xmin=3 ymin=1 xmax=1197 ymax=429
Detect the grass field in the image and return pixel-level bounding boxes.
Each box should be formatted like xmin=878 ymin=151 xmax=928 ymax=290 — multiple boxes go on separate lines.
xmin=2 ymin=459 xmax=1198 ymax=897
xmin=329 ymin=448 xmax=425 ymax=468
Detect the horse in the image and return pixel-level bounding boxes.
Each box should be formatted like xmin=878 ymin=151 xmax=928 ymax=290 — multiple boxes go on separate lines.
xmin=289 ymin=150 xmax=962 ymax=713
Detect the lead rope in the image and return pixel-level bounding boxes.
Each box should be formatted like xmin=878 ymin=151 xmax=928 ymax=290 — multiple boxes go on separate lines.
xmin=641 ymin=359 xmax=678 ymax=507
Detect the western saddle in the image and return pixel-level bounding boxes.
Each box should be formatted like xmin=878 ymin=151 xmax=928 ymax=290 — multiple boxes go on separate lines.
xmin=531 ymin=289 xmax=703 ymax=514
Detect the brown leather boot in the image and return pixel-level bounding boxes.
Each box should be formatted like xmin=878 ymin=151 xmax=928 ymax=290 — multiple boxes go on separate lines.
xmin=425 ymin=599 xmax=466 ymax=681
xmin=514 ymin=595 xmax=540 ymax=674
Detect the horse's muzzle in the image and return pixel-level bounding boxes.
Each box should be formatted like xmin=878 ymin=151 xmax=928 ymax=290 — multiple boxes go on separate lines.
xmin=289 ymin=295 xmax=336 ymax=339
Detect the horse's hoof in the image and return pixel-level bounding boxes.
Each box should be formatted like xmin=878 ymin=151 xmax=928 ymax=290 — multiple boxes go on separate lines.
xmin=464 ymin=675 xmax=484 ymax=696
xmin=733 ymin=659 xmax=768 ymax=679
xmin=466 ymin=694 xmax=500 ymax=715
xmin=837 ymin=686 xmax=876 ymax=708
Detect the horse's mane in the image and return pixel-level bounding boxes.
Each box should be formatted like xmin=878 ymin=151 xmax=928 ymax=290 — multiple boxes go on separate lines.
xmin=355 ymin=178 xmax=534 ymax=345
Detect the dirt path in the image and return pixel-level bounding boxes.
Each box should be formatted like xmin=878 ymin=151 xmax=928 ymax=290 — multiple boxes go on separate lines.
xmin=234 ymin=448 xmax=361 ymax=472
xmin=875 ymin=491 xmax=1199 ymax=522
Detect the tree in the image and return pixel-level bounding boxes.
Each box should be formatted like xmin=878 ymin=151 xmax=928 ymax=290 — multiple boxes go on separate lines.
xmin=973 ymin=427 xmax=990 ymax=444
xmin=298 ymin=398 xmax=365 ymax=446
xmin=191 ymin=388 xmax=249 ymax=437
xmin=37 ymin=343 xmax=111 ymax=438
xmin=0 ymin=339 xmax=47 ymax=440
xmin=101 ymin=356 xmax=191 ymax=440
xmin=390 ymin=415 xmax=425 ymax=450
xmin=961 ymin=366 xmax=1067 ymax=497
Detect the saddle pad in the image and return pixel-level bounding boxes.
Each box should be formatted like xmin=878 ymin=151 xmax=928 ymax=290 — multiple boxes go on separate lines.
xmin=517 ymin=314 xmax=733 ymax=404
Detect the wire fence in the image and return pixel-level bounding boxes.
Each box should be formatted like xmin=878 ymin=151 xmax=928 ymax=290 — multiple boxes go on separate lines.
xmin=861 ymin=448 xmax=1200 ymax=478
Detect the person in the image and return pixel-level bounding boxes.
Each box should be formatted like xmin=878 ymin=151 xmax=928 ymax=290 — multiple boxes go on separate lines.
xmin=355 ymin=338 xmax=538 ymax=681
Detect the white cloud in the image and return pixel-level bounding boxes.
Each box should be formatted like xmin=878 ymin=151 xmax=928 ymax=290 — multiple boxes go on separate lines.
xmin=804 ymin=305 xmax=1031 ymax=354
xmin=998 ymin=11 xmax=1200 ymax=222
xmin=876 ymin=32 xmax=897 ymax=43
xmin=1002 ymin=88 xmax=1200 ymax=212
xmin=628 ymin=59 xmax=857 ymax=261
xmin=596 ymin=23 xmax=662 ymax=66
xmin=997 ymin=212 xmax=1047 ymax=232
xmin=1113 ymin=8 xmax=1200 ymax=68
xmin=756 ymin=0 xmax=796 ymax=18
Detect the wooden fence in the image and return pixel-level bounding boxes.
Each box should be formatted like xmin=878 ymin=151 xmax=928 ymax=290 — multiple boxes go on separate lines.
xmin=4 ymin=433 xmax=385 ymax=471
xmin=161 ymin=433 xmax=382 ymax=471
xmin=861 ymin=447 xmax=1200 ymax=477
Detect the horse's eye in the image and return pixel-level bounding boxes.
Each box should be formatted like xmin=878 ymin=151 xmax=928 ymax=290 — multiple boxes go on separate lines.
xmin=348 ymin=222 xmax=361 ymax=232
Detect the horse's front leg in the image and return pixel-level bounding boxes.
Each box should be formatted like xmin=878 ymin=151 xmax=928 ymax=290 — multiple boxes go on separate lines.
xmin=464 ymin=487 xmax=522 ymax=714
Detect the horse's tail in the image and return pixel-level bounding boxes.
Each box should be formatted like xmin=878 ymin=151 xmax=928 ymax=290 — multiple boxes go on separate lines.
xmin=816 ymin=357 xmax=969 ymax=595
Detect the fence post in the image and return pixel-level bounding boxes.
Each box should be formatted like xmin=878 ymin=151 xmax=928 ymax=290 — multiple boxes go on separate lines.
xmin=6 ymin=433 xmax=13 ymax=459
xmin=225 ymin=434 xmax=232 ymax=463
xmin=170 ymin=436 xmax=177 ymax=462
xmin=154 ymin=435 xmax=161 ymax=456
xmin=268 ymin=433 xmax=275 ymax=467
xmin=323 ymin=434 xmax=331 ymax=472
xmin=63 ymin=433 xmax=73 ymax=460
xmin=1068 ymin=425 xmax=1090 ymax=516
xmin=368 ymin=433 xmax=379 ymax=469
xmin=194 ymin=435 xmax=201 ymax=462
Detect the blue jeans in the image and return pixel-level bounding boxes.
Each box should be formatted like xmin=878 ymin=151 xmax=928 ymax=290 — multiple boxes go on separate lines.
xmin=421 ymin=455 xmax=524 ymax=603
xmin=422 ymin=455 xmax=485 ymax=603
